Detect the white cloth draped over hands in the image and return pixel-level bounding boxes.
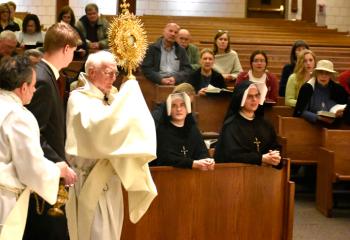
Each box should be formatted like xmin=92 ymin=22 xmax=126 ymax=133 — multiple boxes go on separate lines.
xmin=65 ymin=76 xmax=157 ymax=226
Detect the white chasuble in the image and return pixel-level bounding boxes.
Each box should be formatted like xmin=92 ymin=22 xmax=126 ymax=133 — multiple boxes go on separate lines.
xmin=0 ymin=90 xmax=60 ymax=240
xmin=65 ymin=76 xmax=158 ymax=240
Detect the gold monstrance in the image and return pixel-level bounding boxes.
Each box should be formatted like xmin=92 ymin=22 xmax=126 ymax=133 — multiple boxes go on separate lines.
xmin=108 ymin=0 xmax=148 ymax=79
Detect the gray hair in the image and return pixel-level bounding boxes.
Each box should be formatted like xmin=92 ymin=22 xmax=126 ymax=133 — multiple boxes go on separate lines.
xmin=0 ymin=55 xmax=34 ymax=91
xmin=24 ymin=49 xmax=43 ymax=58
xmin=85 ymin=50 xmax=117 ymax=74
xmin=0 ymin=30 xmax=17 ymax=42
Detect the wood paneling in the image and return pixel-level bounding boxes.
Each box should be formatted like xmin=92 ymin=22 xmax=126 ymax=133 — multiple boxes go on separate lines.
xmin=121 ymin=162 xmax=294 ymax=240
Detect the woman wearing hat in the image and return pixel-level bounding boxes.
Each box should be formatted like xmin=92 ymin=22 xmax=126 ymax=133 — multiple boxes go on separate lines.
xmin=154 ymin=92 xmax=215 ymax=170
xmin=214 ymin=81 xmax=282 ymax=168
xmin=294 ymin=59 xmax=348 ymax=124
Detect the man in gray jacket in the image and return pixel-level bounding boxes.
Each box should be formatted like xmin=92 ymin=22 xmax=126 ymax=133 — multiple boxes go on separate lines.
xmin=141 ymin=23 xmax=192 ymax=85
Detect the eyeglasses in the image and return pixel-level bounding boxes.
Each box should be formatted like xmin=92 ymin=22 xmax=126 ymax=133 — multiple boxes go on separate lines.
xmin=103 ymin=69 xmax=118 ymax=78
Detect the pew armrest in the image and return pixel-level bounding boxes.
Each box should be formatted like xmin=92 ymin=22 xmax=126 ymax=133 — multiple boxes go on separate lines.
xmin=316 ymin=146 xmax=335 ymax=217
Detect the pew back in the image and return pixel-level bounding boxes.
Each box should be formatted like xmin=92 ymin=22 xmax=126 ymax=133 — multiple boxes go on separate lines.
xmin=321 ymin=129 xmax=350 ymax=177
xmin=121 ymin=161 xmax=294 ymax=240
xmin=278 ymin=116 xmax=322 ymax=164
xmin=316 ymin=129 xmax=350 ymax=217
xmin=194 ymin=94 xmax=231 ymax=133
xmin=264 ymin=105 xmax=294 ymax=131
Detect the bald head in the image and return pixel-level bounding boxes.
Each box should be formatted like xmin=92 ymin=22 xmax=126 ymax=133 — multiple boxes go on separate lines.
xmin=177 ymin=29 xmax=192 ymax=48
xmin=163 ymin=23 xmax=180 ymax=45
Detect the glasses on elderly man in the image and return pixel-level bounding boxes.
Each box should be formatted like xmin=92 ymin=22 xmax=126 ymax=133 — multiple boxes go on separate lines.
xmin=103 ymin=69 xmax=119 ymax=78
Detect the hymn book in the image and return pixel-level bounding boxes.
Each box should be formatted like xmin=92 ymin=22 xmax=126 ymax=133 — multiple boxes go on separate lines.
xmin=205 ymin=84 xmax=233 ymax=94
xmin=317 ymin=104 xmax=346 ymax=118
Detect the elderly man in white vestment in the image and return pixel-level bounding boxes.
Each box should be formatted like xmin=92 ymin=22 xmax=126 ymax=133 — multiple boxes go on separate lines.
xmin=0 ymin=56 xmax=77 ymax=240
xmin=65 ymin=50 xmax=158 ymax=240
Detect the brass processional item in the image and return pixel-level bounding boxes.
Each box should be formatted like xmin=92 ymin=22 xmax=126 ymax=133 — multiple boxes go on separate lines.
xmin=108 ymin=0 xmax=148 ymax=80
xmin=47 ymin=180 xmax=68 ymax=217
xmin=46 ymin=0 xmax=148 ymax=217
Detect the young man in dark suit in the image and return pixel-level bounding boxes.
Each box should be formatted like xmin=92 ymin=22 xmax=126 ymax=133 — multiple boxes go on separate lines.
xmin=23 ymin=22 xmax=81 ymax=240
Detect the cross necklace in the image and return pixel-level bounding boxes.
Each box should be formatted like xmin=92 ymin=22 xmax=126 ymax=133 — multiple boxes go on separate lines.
xmin=254 ymin=137 xmax=261 ymax=152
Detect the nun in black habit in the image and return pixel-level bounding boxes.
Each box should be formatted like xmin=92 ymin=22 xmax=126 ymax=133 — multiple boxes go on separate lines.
xmin=214 ymin=81 xmax=282 ymax=168
xmin=153 ymin=92 xmax=215 ymax=170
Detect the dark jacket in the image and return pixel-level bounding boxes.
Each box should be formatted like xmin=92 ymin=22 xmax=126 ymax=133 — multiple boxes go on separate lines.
xmin=0 ymin=21 xmax=20 ymax=32
xmin=188 ymin=68 xmax=226 ymax=93
xmin=26 ymin=60 xmax=66 ymax=163
xmin=141 ymin=37 xmax=192 ymax=84
xmin=294 ymin=78 xmax=348 ymax=117
xmin=76 ymin=15 xmax=109 ymax=49
xmin=279 ymin=63 xmax=294 ymax=97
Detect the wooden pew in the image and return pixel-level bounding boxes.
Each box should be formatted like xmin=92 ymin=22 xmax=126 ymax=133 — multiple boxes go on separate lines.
xmin=121 ymin=161 xmax=295 ymax=240
xmin=194 ymin=94 xmax=231 ymax=133
xmin=152 ymin=85 xmax=174 ymax=109
xmin=277 ymin=116 xmax=323 ymax=165
xmin=264 ymin=105 xmax=294 ymax=131
xmin=316 ymin=129 xmax=350 ymax=217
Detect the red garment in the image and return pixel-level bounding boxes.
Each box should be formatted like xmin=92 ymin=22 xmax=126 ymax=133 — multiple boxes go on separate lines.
xmin=236 ymin=71 xmax=278 ymax=103
xmin=337 ymin=70 xmax=350 ymax=95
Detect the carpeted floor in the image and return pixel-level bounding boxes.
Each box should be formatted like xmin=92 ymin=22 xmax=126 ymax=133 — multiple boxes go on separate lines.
xmin=293 ymin=192 xmax=350 ymax=240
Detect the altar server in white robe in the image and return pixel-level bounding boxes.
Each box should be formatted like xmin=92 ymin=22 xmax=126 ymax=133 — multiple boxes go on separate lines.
xmin=65 ymin=50 xmax=158 ymax=240
xmin=0 ymin=56 xmax=77 ymax=240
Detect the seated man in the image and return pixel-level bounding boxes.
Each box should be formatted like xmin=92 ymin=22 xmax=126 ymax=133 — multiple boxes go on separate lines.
xmin=65 ymin=51 xmax=157 ymax=240
xmin=141 ymin=23 xmax=192 ymax=85
xmin=154 ymin=92 xmax=215 ymax=170
xmin=176 ymin=29 xmax=200 ymax=70
xmin=214 ymin=81 xmax=282 ymax=168
xmin=0 ymin=30 xmax=17 ymax=60
xmin=0 ymin=56 xmax=76 ymax=239
xmin=75 ymin=3 xmax=109 ymax=50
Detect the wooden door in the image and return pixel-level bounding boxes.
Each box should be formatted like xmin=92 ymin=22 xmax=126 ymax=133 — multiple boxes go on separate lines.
xmin=247 ymin=0 xmax=286 ymax=18
xmin=302 ymin=0 xmax=316 ymax=23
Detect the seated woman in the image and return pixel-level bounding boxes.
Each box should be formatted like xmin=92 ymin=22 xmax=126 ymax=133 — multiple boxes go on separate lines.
xmin=57 ymin=5 xmax=87 ymax=59
xmin=188 ymin=48 xmax=226 ymax=95
xmin=154 ymin=92 xmax=215 ymax=170
xmin=214 ymin=81 xmax=281 ymax=168
xmin=294 ymin=60 xmax=348 ymax=124
xmin=236 ymin=50 xmax=278 ymax=103
xmin=0 ymin=3 xmax=19 ymax=33
xmin=16 ymin=14 xmax=45 ymax=48
xmin=279 ymin=40 xmax=309 ymax=96
xmin=285 ymin=49 xmax=316 ymax=107
xmin=212 ymin=30 xmax=242 ymax=85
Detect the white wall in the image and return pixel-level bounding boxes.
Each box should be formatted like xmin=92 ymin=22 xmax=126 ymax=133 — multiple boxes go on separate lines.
xmin=317 ymin=0 xmax=350 ymax=32
xmin=0 ymin=0 xmax=117 ymax=28
xmin=136 ymin=0 xmax=246 ymax=17
xmin=0 ymin=0 xmax=56 ymax=28
xmin=3 ymin=0 xmax=350 ymax=33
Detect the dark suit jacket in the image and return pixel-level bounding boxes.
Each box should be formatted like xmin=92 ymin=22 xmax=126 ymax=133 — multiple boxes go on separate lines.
xmin=26 ymin=60 xmax=66 ymax=163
